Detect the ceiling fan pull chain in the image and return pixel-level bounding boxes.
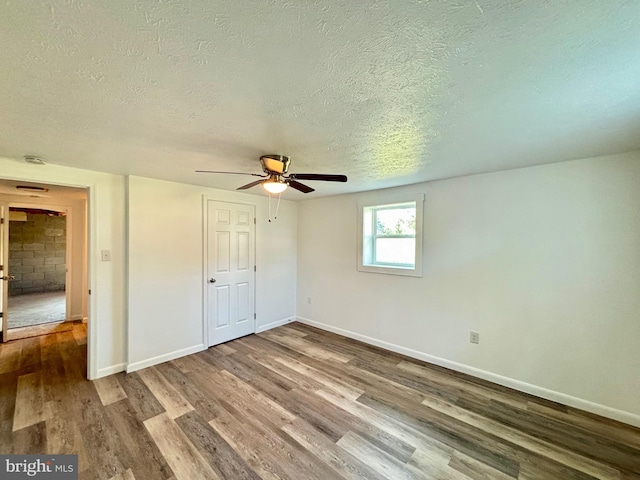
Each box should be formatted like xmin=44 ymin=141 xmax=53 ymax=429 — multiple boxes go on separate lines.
xmin=274 ymin=191 xmax=282 ymax=220
xmin=268 ymin=191 xmax=272 ymax=222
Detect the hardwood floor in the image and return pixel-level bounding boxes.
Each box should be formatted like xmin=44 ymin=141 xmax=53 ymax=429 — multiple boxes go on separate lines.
xmin=1 ymin=322 xmax=639 ymax=479
xmin=6 ymin=320 xmax=74 ymax=342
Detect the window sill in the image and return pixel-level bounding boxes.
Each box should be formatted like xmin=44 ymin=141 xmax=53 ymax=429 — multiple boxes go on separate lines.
xmin=358 ymin=263 xmax=423 ymax=277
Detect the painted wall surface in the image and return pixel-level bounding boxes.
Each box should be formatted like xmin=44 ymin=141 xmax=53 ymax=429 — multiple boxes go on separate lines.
xmin=296 ymin=152 xmax=640 ymax=424
xmin=0 ymin=156 xmax=125 ymax=378
xmin=127 ymin=176 xmax=296 ymax=370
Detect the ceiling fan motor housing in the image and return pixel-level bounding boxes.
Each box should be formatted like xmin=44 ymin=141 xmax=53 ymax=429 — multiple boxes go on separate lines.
xmin=260 ymin=154 xmax=290 ymax=175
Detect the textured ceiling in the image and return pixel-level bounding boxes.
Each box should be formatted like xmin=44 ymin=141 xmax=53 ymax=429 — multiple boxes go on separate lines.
xmin=1 ymin=1 xmax=639 ymax=199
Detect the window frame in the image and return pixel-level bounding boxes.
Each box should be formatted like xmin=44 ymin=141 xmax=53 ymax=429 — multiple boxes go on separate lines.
xmin=357 ymin=193 xmax=424 ymax=277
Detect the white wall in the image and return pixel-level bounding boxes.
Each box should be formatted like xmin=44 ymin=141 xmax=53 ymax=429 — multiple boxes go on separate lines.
xmin=127 ymin=176 xmax=297 ymax=371
xmin=296 ymin=152 xmax=640 ymax=426
xmin=0 ymin=193 xmax=87 ymax=320
xmin=0 ymin=156 xmax=126 ymax=378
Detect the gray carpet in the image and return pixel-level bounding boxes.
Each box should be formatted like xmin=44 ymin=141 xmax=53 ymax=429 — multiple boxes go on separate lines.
xmin=7 ymin=291 xmax=66 ymax=328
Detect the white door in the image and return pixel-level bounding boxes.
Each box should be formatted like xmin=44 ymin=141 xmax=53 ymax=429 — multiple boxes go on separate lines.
xmin=207 ymin=201 xmax=256 ymax=346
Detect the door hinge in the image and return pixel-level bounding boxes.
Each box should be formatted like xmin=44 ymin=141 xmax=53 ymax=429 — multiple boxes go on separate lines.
xmin=254 ymin=265 xmax=256 ymax=272
xmin=88 ymin=289 xmax=91 ymax=295
xmin=254 ymin=217 xmax=256 ymax=224
xmin=0 ymin=218 xmax=4 ymax=224
xmin=254 ymin=313 xmax=256 ymax=320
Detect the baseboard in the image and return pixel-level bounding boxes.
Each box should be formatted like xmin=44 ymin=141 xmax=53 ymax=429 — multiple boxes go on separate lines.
xmin=256 ymin=317 xmax=294 ymax=333
xmin=96 ymin=363 xmax=126 ymax=378
xmin=296 ymin=316 xmax=640 ymax=429
xmin=70 ymin=314 xmax=88 ymax=324
xmin=126 ymin=344 xmax=207 ymax=373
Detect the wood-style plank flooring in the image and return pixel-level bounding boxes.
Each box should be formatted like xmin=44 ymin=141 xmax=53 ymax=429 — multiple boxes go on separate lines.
xmin=1 ymin=322 xmax=639 ymax=479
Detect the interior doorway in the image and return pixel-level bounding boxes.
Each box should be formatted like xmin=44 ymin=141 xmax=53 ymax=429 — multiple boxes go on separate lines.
xmin=0 ymin=181 xmax=87 ymax=343
xmin=7 ymin=206 xmax=69 ymax=329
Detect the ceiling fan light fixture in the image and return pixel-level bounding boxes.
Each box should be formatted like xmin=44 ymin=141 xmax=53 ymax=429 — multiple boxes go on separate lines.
xmin=263 ymin=179 xmax=287 ymax=194
xmin=197 ymin=153 xmax=346 ymax=195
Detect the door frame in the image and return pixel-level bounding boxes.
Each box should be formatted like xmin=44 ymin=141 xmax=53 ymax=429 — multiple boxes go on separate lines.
xmin=0 ymin=177 xmax=94 ymax=379
xmin=2 ymin=202 xmax=73 ymax=334
xmin=202 ymin=196 xmax=257 ymax=347
xmin=1 ymin=202 xmax=8 ymax=342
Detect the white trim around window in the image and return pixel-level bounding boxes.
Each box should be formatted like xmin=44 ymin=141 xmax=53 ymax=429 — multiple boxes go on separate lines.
xmin=357 ymin=193 xmax=424 ymax=277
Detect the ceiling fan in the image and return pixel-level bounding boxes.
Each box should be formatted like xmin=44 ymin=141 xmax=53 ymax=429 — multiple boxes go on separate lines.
xmin=196 ymin=154 xmax=347 ymax=194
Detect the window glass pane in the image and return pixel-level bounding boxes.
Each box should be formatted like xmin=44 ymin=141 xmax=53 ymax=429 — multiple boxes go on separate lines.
xmin=374 ymin=238 xmax=415 ymax=265
xmin=375 ymin=206 xmax=416 ymax=236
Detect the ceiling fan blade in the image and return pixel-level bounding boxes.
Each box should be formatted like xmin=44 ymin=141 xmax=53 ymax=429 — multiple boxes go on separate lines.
xmin=287 ymin=173 xmax=347 ymax=182
xmin=237 ymin=179 xmax=265 ymax=190
xmin=288 ymin=180 xmax=315 ymax=193
xmin=195 ymin=170 xmax=267 ymax=177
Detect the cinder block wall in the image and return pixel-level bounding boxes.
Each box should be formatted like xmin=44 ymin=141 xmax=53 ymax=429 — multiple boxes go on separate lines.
xmin=9 ymin=212 xmax=66 ymax=296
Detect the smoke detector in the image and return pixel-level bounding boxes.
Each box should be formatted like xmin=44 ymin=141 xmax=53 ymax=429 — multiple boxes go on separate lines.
xmin=24 ymin=155 xmax=46 ymax=165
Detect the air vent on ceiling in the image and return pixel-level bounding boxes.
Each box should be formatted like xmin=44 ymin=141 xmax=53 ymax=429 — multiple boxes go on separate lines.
xmin=16 ymin=185 xmax=49 ymax=192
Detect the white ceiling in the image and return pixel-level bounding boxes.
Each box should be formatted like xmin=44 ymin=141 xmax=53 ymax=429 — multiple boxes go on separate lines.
xmin=1 ymin=1 xmax=639 ymax=199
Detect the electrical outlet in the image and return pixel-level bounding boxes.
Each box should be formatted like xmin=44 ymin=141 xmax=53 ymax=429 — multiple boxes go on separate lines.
xmin=307 ymin=297 xmax=312 ymax=304
xmin=470 ymin=331 xmax=479 ymax=344
xmin=101 ymin=250 xmax=111 ymax=262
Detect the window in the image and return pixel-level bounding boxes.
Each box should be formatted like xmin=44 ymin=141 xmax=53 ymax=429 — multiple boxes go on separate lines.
xmin=358 ymin=194 xmax=424 ymax=277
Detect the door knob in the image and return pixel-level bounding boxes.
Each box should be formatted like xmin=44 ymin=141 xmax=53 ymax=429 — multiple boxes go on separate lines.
xmin=208 ymin=278 xmax=216 ymax=284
